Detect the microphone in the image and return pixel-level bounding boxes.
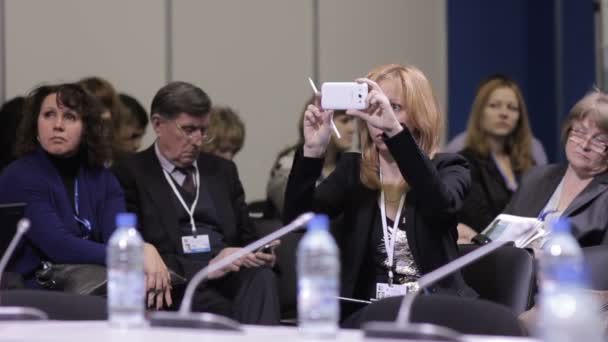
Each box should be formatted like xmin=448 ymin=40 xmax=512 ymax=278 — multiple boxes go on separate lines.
xmin=0 ymin=218 xmax=48 ymax=320
xmin=362 ymin=240 xmax=510 ymax=341
xmin=149 ymin=212 xmax=315 ymax=330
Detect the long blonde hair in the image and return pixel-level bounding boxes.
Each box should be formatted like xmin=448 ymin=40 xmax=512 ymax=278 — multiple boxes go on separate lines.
xmin=360 ymin=64 xmax=444 ymax=190
xmin=464 ymin=76 xmax=534 ymax=173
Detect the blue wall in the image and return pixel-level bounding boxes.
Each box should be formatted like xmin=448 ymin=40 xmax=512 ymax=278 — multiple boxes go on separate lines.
xmin=448 ymin=0 xmax=596 ymax=162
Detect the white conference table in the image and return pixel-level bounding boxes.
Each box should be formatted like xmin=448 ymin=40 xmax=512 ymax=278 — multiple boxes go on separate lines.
xmin=0 ymin=321 xmax=539 ymax=342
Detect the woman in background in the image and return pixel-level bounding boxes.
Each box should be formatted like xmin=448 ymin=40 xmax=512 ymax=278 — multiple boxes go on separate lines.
xmin=457 ymin=75 xmax=535 ymax=242
xmin=201 ymin=106 xmax=246 ymax=161
xmin=79 ymin=76 xmax=136 ymax=161
xmin=266 ymin=103 xmax=355 ymax=217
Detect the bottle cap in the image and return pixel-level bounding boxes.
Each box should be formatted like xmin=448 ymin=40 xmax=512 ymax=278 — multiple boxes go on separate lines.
xmin=116 ymin=212 xmax=137 ymax=228
xmin=307 ymin=214 xmax=329 ymax=231
xmin=551 ymin=217 xmax=571 ymax=234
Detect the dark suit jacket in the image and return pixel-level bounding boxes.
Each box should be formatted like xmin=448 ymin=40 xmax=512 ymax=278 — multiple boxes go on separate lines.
xmin=284 ymin=129 xmax=477 ymax=300
xmin=111 ymin=145 xmax=256 ymax=279
xmin=504 ymin=164 xmax=608 ymax=246
xmin=0 ymin=147 xmax=124 ymax=279
xmin=458 ymin=148 xmax=521 ymax=232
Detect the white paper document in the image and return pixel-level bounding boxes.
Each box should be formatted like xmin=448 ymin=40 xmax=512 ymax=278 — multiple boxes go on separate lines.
xmin=480 ymin=214 xmax=548 ymax=248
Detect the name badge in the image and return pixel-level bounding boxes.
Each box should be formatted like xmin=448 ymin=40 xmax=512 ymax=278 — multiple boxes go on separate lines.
xmin=376 ymin=282 xmax=414 ymax=300
xmin=181 ymin=235 xmax=211 ymax=254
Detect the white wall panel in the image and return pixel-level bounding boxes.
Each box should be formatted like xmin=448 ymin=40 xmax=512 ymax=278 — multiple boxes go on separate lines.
xmin=3 ymin=0 xmax=448 ymax=203
xmin=5 ymin=0 xmax=166 ymax=148
xmin=319 ymin=0 xmax=447 ymax=130
xmin=172 ymin=0 xmax=314 ymax=201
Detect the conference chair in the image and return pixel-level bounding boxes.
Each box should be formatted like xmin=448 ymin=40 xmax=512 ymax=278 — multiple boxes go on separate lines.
xmin=582 ymin=245 xmax=608 ymax=290
xmin=459 ymin=244 xmax=535 ymax=315
xmin=0 ymin=272 xmax=24 ymax=290
xmin=0 ymin=289 xmax=107 ymax=320
xmin=251 ymin=213 xmax=348 ymax=322
xmin=351 ymin=294 xmax=527 ymax=336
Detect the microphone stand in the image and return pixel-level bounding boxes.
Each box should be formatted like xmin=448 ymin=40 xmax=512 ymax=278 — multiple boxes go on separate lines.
xmin=149 ymin=212 xmax=315 ymax=330
xmin=0 ymin=218 xmax=48 ymax=320
xmin=363 ymin=240 xmax=510 ymax=341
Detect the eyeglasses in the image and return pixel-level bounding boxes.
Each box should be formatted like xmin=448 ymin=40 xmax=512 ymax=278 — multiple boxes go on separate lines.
xmin=569 ymin=127 xmax=608 ymax=154
xmin=172 ymin=120 xmax=214 ymax=144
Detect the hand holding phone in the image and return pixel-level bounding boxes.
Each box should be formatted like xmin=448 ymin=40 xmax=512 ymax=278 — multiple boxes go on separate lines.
xmin=255 ymin=243 xmax=273 ymax=254
xmin=321 ymin=82 xmax=368 ymax=110
xmin=255 ymin=239 xmax=280 ymax=254
xmin=345 ymin=78 xmax=403 ymax=137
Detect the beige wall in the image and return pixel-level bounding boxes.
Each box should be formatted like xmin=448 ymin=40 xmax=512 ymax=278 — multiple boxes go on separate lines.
xmin=171 ymin=0 xmax=314 ymax=202
xmin=319 ymin=0 xmax=447 ymax=118
xmin=5 ymin=0 xmax=166 ymax=124
xmin=4 ymin=0 xmax=447 ymax=202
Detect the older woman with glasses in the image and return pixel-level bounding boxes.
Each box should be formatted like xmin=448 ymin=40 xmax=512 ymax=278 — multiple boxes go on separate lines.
xmin=503 ymin=90 xmax=608 ymax=246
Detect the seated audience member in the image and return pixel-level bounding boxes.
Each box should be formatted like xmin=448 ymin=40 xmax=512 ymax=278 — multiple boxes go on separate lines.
xmin=79 ymin=77 xmax=133 ymax=161
xmin=117 ymin=93 xmax=148 ymax=154
xmin=267 ymin=104 xmax=355 ymax=217
xmin=444 ymin=75 xmax=548 ymax=166
xmin=446 ymin=132 xmax=547 ymax=166
xmin=0 ymin=97 xmax=25 ymax=171
xmin=456 ymin=75 xmax=536 ymax=242
xmin=112 ymin=81 xmax=280 ymax=324
xmin=0 ymin=84 xmax=157 ymax=289
xmin=503 ymin=90 xmax=608 ymax=247
xmin=78 ymin=76 xmax=125 ymax=122
xmin=283 ymin=64 xmax=477 ymax=323
xmin=201 ymin=106 xmax=245 ymax=160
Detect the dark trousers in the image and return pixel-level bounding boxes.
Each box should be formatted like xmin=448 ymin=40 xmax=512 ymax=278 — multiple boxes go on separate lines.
xmin=174 ymin=267 xmax=280 ymax=325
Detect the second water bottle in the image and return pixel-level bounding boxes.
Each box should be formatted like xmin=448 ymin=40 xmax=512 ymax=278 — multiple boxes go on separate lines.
xmin=297 ymin=214 xmax=340 ymax=338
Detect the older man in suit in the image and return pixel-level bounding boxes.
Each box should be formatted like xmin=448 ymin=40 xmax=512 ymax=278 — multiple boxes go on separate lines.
xmin=112 ymin=81 xmax=279 ymax=324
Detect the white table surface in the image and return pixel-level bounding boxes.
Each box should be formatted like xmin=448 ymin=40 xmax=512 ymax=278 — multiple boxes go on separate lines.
xmin=0 ymin=321 xmax=539 ymax=342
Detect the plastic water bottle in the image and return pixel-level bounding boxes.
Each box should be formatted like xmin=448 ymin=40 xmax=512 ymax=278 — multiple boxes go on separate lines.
xmin=107 ymin=213 xmax=145 ymax=328
xmin=297 ymin=214 xmax=340 ymax=338
xmin=536 ymin=218 xmax=603 ymax=342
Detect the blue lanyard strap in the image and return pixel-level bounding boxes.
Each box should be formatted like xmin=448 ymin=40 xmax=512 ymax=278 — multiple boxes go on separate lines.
xmin=538 ymin=209 xmax=558 ymax=222
xmin=73 ymin=179 xmax=92 ymax=234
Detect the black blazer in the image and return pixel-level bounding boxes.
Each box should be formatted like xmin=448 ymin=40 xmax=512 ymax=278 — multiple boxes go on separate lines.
xmin=504 ymin=164 xmax=608 ymax=246
xmin=284 ymin=129 xmax=477 ymax=300
xmin=112 ymin=145 xmax=256 ymax=279
xmin=458 ymin=148 xmax=521 ymax=232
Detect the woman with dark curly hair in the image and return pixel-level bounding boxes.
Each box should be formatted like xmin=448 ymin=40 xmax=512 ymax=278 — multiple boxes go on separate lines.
xmin=0 ymin=83 xmax=125 ymax=287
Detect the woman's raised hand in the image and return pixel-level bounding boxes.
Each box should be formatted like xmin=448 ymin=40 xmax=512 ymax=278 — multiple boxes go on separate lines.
xmin=302 ymin=96 xmax=334 ymax=158
xmin=346 ymin=78 xmax=403 ymax=137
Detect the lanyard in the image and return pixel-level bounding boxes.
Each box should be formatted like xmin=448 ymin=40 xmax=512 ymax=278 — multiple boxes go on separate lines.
xmin=73 ymin=179 xmax=92 ymax=233
xmin=378 ymin=168 xmax=406 ymax=287
xmin=162 ymin=164 xmax=200 ymax=237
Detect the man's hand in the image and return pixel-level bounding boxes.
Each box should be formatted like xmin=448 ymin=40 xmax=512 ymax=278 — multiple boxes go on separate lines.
xmin=143 ymin=243 xmax=172 ymax=309
xmin=208 ymin=247 xmax=244 ymax=279
xmin=242 ymin=240 xmax=281 ymax=268
xmin=457 ymin=223 xmax=477 ymax=245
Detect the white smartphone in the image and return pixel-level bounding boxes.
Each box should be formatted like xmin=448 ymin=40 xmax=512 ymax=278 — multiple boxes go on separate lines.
xmin=321 ymin=82 xmax=368 ymax=110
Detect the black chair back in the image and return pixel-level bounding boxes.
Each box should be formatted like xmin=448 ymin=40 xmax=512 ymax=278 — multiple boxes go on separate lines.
xmin=350 ymin=294 xmax=527 ymax=336
xmin=582 ymin=245 xmax=608 ymax=290
xmin=0 ymin=289 xmax=107 ymax=320
xmin=459 ymin=244 xmax=535 ymax=315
